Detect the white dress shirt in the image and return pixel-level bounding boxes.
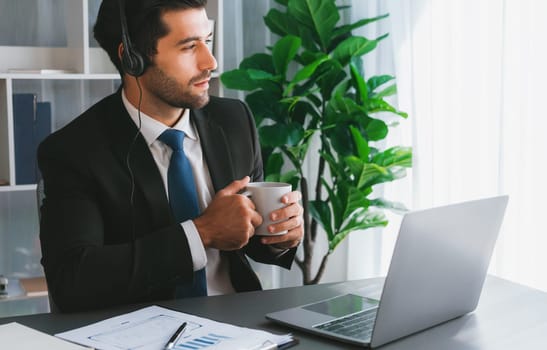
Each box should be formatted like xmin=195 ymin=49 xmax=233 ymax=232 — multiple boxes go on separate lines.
xmin=122 ymin=90 xmax=235 ymax=295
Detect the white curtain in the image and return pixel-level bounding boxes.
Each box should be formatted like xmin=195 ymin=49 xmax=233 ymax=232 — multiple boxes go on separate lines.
xmin=371 ymin=0 xmax=547 ymax=291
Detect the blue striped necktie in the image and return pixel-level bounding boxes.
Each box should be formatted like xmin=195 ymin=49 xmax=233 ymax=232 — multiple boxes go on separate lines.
xmin=159 ymin=129 xmax=207 ymax=297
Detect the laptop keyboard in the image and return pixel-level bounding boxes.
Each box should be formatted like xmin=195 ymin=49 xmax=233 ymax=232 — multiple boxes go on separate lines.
xmin=313 ymin=308 xmax=378 ymax=341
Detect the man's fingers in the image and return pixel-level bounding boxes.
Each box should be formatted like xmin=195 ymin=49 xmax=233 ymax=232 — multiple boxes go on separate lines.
xmin=218 ymin=176 xmax=250 ymax=197
xmin=261 ymin=233 xmax=302 ymax=249
xmin=270 ymin=202 xmax=302 ymax=222
xmin=267 ymin=214 xmax=301 ymax=234
xmin=250 ymin=210 xmax=263 ymax=228
xmin=281 ymin=190 xmax=302 ymax=204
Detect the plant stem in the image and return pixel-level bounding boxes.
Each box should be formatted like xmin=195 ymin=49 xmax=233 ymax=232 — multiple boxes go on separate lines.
xmin=311 ymin=156 xmax=325 ymax=242
xmin=311 ymin=98 xmax=328 ymax=243
xmin=309 ymin=253 xmax=330 ymax=285
xmin=300 ymin=176 xmax=314 ymax=285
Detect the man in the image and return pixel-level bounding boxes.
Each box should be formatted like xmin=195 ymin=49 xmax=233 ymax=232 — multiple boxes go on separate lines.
xmin=37 ymin=0 xmax=303 ymax=312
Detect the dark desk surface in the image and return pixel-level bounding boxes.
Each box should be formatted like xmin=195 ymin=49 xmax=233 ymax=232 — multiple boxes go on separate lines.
xmin=0 ymin=276 xmax=546 ymax=349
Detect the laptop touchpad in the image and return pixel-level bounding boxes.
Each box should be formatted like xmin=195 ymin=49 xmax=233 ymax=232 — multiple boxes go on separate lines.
xmin=303 ymin=294 xmax=379 ymax=318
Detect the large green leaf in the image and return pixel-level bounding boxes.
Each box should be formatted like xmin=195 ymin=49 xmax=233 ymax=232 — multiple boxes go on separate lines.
xmin=319 ymin=151 xmax=345 ymax=180
xmin=368 ymin=98 xmax=408 ymax=118
xmin=370 ymin=198 xmax=408 ymax=214
xmin=362 ymin=167 xmax=408 ymax=188
xmin=288 ymin=0 xmax=339 ymax=51
xmin=330 ymin=211 xmax=388 ymax=251
xmin=345 ymin=156 xmax=364 ymax=181
xmin=331 ymin=80 xmax=351 ymax=101
xmin=272 ymin=35 xmax=302 ymax=77
xmin=373 ymin=146 xmax=413 ymax=168
xmin=221 ymin=69 xmax=259 ymax=91
xmin=365 ymin=118 xmax=388 ymax=141
xmin=265 ymin=152 xmax=284 ymax=176
xmin=291 ymin=99 xmax=320 ymax=126
xmin=367 ymin=75 xmax=395 ymax=92
xmin=286 ymin=138 xmax=312 ymax=162
xmin=259 ymin=123 xmax=304 ymax=148
xmin=247 ymin=69 xmax=275 ymax=81
xmin=373 ymin=84 xmax=397 ymax=99
xmin=321 ymin=177 xmax=343 ymax=230
xmin=327 ymin=124 xmax=354 ymax=157
xmin=357 ymin=163 xmax=389 ymax=189
xmin=297 ymin=50 xmax=325 ymax=65
xmin=316 ymin=60 xmax=346 ymax=101
xmin=329 ymin=93 xmax=362 ymax=120
xmin=259 ymin=125 xmax=288 ymax=148
xmin=288 ymin=55 xmax=329 ymax=87
xmin=297 ymin=24 xmax=320 ymax=52
xmin=264 ymin=9 xmax=289 ymax=37
xmin=350 ymin=62 xmax=368 ymax=104
xmin=332 ymin=36 xmax=379 ymax=66
xmin=240 ymin=53 xmax=275 ymax=74
xmin=340 ymin=185 xmax=370 ymax=223
xmin=245 ymin=90 xmax=283 ymax=125
xmin=332 ymin=14 xmax=390 ymax=39
xmin=349 ymin=125 xmax=369 ymax=161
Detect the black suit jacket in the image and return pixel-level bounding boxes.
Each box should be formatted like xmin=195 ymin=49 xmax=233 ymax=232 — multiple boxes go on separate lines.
xmin=37 ymin=91 xmax=296 ymax=312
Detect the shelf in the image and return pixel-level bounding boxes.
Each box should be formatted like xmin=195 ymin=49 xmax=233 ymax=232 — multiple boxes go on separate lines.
xmin=0 ymin=73 xmax=120 ymax=80
xmin=0 ymin=184 xmax=37 ymax=192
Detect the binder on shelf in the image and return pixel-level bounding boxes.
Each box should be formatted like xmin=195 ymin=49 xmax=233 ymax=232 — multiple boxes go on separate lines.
xmin=12 ymin=94 xmax=52 ymax=185
xmin=13 ymin=93 xmax=37 ymax=185
xmin=35 ymin=101 xmax=52 ymax=182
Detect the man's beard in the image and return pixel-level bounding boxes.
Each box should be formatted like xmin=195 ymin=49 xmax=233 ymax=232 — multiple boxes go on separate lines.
xmin=145 ymin=64 xmax=211 ymax=110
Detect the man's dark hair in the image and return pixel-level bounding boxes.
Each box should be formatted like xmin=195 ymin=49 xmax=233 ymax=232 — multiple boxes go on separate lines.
xmin=94 ymin=0 xmax=208 ymax=77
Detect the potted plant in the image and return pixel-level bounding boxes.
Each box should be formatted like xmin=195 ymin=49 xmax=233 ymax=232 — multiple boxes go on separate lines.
xmin=221 ymin=0 xmax=412 ymax=285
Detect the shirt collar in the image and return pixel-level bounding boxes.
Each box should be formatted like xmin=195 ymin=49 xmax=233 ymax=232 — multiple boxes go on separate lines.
xmin=121 ymin=89 xmax=197 ymax=145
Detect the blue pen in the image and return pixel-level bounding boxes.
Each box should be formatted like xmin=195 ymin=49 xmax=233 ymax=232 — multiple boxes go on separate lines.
xmin=164 ymin=322 xmax=187 ymax=350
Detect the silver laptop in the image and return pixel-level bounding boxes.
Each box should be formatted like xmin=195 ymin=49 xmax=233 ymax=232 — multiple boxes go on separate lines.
xmin=266 ymin=195 xmax=508 ymax=348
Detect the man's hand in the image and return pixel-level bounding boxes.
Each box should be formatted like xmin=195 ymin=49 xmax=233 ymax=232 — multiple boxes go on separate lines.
xmin=260 ymin=191 xmax=304 ymax=250
xmin=194 ymin=176 xmax=262 ymax=250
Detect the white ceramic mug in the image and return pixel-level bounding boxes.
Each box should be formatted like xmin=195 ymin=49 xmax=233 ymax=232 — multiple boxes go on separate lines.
xmin=243 ymin=182 xmax=292 ymax=236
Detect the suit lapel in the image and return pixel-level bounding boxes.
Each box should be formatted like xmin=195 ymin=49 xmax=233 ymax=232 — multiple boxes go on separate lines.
xmin=106 ymin=92 xmax=172 ymax=226
xmin=191 ymin=108 xmax=234 ymax=192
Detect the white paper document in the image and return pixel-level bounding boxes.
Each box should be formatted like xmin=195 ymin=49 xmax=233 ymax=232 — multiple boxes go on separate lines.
xmin=56 ymin=305 xmax=295 ymax=350
xmin=0 ymin=322 xmax=91 ymax=350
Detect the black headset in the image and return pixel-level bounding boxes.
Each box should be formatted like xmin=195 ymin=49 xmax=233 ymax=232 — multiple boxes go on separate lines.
xmin=118 ymin=0 xmax=146 ymax=76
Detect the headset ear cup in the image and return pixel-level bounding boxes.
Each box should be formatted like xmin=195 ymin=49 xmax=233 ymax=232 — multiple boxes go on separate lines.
xmin=121 ymin=47 xmax=145 ymax=77
xmin=118 ymin=0 xmax=145 ymax=77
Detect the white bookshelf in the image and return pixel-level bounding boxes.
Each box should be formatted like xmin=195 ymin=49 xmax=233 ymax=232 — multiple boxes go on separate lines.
xmin=0 ymin=0 xmax=224 ymax=290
